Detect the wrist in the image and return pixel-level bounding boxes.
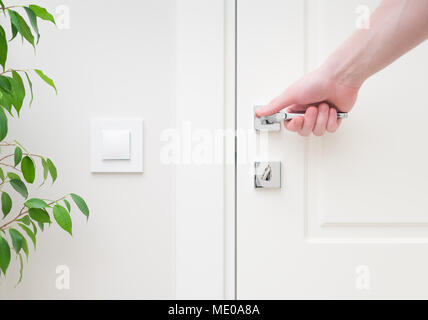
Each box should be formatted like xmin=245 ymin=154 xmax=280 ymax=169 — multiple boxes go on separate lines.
xmin=321 ymin=54 xmax=367 ymax=89
xmin=320 ymin=29 xmax=377 ymax=89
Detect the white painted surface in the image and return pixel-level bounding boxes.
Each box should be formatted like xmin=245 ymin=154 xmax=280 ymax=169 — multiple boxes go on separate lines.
xmin=91 ymin=118 xmax=143 ymax=172
xmin=223 ymin=0 xmax=237 ymax=300
xmin=0 ymin=0 xmax=176 ymax=299
xmin=102 ymin=130 xmax=131 ymax=160
xmin=237 ymin=0 xmax=428 ymax=299
xmin=175 ymin=0 xmax=225 ymax=300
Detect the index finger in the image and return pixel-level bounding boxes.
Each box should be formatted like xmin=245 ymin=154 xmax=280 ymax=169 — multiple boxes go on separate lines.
xmin=255 ymin=84 xmax=299 ymax=117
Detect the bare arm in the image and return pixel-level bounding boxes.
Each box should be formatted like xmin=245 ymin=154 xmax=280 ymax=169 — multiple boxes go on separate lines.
xmin=256 ymin=0 xmax=428 ymax=136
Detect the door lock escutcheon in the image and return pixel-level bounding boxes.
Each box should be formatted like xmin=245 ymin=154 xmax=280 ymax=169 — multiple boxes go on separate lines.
xmin=254 ymin=161 xmax=281 ymax=189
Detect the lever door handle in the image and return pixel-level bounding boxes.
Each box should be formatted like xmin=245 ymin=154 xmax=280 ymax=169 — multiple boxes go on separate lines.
xmin=254 ymin=105 xmax=349 ymax=132
xmin=260 ymin=111 xmax=348 ymax=125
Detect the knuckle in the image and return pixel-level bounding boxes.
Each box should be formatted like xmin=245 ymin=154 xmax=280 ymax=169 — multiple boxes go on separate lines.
xmin=327 ymin=126 xmax=336 ymax=133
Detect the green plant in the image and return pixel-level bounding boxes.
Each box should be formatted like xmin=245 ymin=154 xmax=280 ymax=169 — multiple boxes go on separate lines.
xmin=0 ymin=1 xmax=89 ymax=285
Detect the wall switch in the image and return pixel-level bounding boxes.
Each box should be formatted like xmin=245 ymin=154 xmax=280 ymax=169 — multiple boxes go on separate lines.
xmin=102 ymin=130 xmax=131 ymax=160
xmin=91 ymin=119 xmax=143 ymax=173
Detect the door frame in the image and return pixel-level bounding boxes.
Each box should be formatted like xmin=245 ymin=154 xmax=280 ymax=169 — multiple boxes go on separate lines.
xmin=175 ymin=0 xmax=236 ymax=299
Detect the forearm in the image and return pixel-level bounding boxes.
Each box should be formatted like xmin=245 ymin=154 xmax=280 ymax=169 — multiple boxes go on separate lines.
xmin=324 ymin=0 xmax=428 ymax=87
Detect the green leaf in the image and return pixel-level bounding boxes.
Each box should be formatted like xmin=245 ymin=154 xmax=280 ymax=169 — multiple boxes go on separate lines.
xmin=37 ymin=221 xmax=44 ymax=231
xmin=53 ymin=205 xmax=72 ymax=236
xmin=0 ymin=26 xmax=7 ymax=71
xmin=39 ymin=157 xmax=48 ymax=187
xmin=0 ymin=76 xmax=11 ymax=93
xmin=21 ymin=156 xmax=35 ymax=183
xmin=0 ymin=107 xmax=7 ymax=141
xmin=47 ymin=158 xmax=57 ymax=183
xmin=18 ymin=215 xmax=31 ymax=226
xmin=18 ymin=223 xmax=36 ymax=249
xmin=15 ymin=253 xmax=23 ymax=287
xmin=70 ymin=194 xmax=89 ymax=219
xmin=9 ymin=228 xmax=23 ymax=253
xmin=24 ymin=7 xmax=39 ymax=43
xmin=0 ymin=167 xmax=5 ymax=181
xmin=11 ymin=71 xmax=25 ymax=115
xmin=13 ymin=140 xmax=27 ymax=153
xmin=1 ymin=191 xmax=11 ymax=217
xmin=29 ymin=5 xmax=56 ymax=25
xmin=0 ymin=1 xmax=5 ymax=11
xmin=7 ymin=172 xmax=20 ymax=180
xmin=10 ymin=179 xmax=28 ymax=198
xmin=8 ymin=10 xmax=35 ymax=48
xmin=30 ymin=219 xmax=37 ymax=235
xmin=29 ymin=208 xmax=50 ymax=223
xmin=14 ymin=146 xmax=22 ymax=166
xmin=10 ymin=21 xmax=18 ymax=41
xmin=41 ymin=158 xmax=48 ymax=179
xmin=34 ymin=69 xmax=57 ymax=94
xmin=24 ymin=72 xmax=33 ymax=106
xmin=64 ymin=199 xmax=71 ymax=212
xmin=0 ymin=86 xmax=13 ymax=113
xmin=0 ymin=235 xmax=10 ymax=274
xmin=25 ymin=198 xmax=48 ymax=209
xmin=21 ymin=236 xmax=28 ymax=259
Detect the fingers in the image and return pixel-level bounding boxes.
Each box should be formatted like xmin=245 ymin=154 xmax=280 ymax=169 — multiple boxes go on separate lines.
xmin=284 ymin=116 xmax=303 ymax=132
xmin=326 ymin=108 xmax=342 ymax=133
xmin=299 ymin=107 xmax=318 ymax=136
xmin=313 ymin=103 xmax=329 ymax=136
xmin=286 ymin=104 xmax=306 ymax=113
xmin=283 ymin=103 xmax=342 ymax=136
xmin=256 ymin=83 xmax=299 ymax=117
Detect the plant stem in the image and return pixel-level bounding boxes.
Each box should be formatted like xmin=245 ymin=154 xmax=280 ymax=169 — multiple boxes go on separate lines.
xmin=0 ymin=195 xmax=68 ymax=231
xmin=0 ymin=143 xmax=17 ymax=147
xmin=0 ymin=152 xmax=44 ymax=162
xmin=0 ymin=68 xmax=30 ymax=76
xmin=1 ymin=6 xmax=24 ymax=11
xmin=0 ymin=162 xmax=21 ymax=172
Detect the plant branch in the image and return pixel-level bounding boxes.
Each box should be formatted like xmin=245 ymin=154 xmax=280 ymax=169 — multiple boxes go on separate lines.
xmin=0 ymin=195 xmax=69 ymax=231
xmin=0 ymin=142 xmax=17 ymax=147
xmin=0 ymin=68 xmax=30 ymax=76
xmin=0 ymin=152 xmax=44 ymax=162
xmin=0 ymin=162 xmax=21 ymax=172
xmin=1 ymin=6 xmax=24 ymax=10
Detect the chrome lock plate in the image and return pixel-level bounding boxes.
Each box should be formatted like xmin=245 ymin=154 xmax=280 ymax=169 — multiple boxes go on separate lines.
xmin=254 ymin=161 xmax=281 ymax=189
xmin=254 ymin=106 xmax=281 ymax=132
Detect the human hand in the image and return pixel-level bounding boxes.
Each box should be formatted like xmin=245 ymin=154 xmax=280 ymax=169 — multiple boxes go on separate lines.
xmin=256 ymin=67 xmax=361 ymax=136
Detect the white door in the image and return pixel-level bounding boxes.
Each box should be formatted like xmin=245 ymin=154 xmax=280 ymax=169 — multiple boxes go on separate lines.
xmin=237 ymin=0 xmax=428 ymax=299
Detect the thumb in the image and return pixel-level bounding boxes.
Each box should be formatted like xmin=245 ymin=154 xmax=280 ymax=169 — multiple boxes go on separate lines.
xmin=256 ymin=84 xmax=299 ymax=117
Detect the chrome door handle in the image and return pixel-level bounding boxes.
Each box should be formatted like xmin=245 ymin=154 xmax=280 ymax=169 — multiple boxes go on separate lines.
xmin=260 ymin=111 xmax=348 ymax=124
xmin=254 ymin=105 xmax=348 ymax=132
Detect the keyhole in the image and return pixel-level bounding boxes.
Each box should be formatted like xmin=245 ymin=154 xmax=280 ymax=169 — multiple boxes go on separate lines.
xmin=261 ymin=164 xmax=272 ymax=181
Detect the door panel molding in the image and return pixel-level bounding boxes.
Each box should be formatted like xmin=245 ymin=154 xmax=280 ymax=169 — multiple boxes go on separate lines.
xmin=237 ymin=0 xmax=428 ymax=299
xmin=305 ymin=0 xmax=428 ymax=242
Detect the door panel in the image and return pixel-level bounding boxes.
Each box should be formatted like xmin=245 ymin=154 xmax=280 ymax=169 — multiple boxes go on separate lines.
xmin=238 ymin=0 xmax=428 ymax=299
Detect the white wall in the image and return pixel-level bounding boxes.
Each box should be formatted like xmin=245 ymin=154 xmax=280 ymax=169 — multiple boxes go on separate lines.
xmin=0 ymin=0 xmax=176 ymax=299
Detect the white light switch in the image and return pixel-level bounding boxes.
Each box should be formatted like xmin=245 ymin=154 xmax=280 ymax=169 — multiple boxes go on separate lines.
xmin=91 ymin=119 xmax=143 ymax=173
xmin=102 ymin=130 xmax=130 ymax=160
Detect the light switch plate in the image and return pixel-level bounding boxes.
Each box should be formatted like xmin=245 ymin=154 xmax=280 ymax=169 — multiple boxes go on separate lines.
xmin=102 ymin=129 xmax=131 ymax=160
xmin=91 ymin=119 xmax=143 ymax=173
